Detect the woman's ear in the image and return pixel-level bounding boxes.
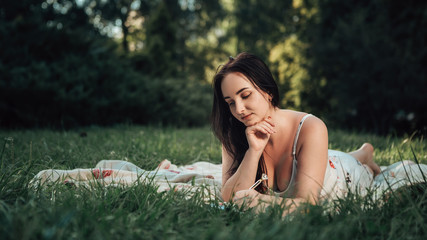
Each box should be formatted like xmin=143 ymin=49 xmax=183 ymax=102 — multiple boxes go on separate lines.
xmin=266 ymin=93 xmax=273 ymax=102
xmin=259 ymin=90 xmax=271 ymax=101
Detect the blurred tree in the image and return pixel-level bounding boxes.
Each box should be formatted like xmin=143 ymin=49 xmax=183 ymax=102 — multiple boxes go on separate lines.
xmin=231 ymin=0 xmax=426 ymax=134
xmin=171 ymin=0 xmax=227 ymax=80
xmin=232 ymin=0 xmax=294 ymax=60
xmin=0 ymin=0 xmax=141 ymax=127
xmin=130 ymin=0 xmax=226 ymax=79
xmin=1 ymin=0 xmax=425 ymax=132
xmin=267 ymin=0 xmax=321 ymax=110
xmin=231 ymin=0 xmax=303 ymax=108
xmin=295 ymin=0 xmax=427 ymax=134
xmin=87 ymin=0 xmax=151 ymax=52
xmin=85 ymin=0 xmax=227 ymax=80
xmin=0 ymin=0 xmax=217 ymax=128
xmin=141 ymin=0 xmax=178 ymax=77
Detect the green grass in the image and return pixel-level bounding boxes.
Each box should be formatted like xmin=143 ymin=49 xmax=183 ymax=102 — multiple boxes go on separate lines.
xmin=0 ymin=126 xmax=426 ymax=239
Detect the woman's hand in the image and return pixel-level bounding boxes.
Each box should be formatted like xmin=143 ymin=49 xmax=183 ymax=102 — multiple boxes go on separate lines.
xmin=234 ymin=189 xmax=309 ymax=216
xmin=233 ymin=189 xmax=278 ymax=213
xmin=233 ymin=189 xmax=261 ymax=209
xmin=245 ymin=117 xmax=276 ymax=152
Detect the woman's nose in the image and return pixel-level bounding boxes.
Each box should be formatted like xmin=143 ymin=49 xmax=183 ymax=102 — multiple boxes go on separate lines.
xmin=235 ymin=100 xmax=245 ymax=113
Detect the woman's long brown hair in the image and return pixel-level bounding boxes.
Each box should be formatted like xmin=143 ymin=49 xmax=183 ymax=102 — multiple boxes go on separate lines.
xmin=211 ymin=52 xmax=280 ymax=193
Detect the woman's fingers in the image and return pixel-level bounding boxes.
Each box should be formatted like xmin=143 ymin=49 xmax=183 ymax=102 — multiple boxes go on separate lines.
xmin=233 ymin=189 xmax=259 ymax=202
xmin=233 ymin=189 xmax=260 ymax=208
xmin=253 ymin=124 xmax=271 ymax=135
xmin=260 ymin=120 xmax=276 ymax=134
xmin=245 ymin=117 xmax=276 ymax=151
xmin=248 ymin=126 xmax=270 ymax=137
xmin=264 ymin=116 xmax=276 ymax=127
xmin=249 ymin=120 xmax=276 ymax=134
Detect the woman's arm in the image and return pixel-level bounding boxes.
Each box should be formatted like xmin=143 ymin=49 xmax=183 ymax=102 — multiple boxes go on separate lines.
xmin=292 ymin=116 xmax=328 ymax=203
xmin=221 ymin=147 xmax=263 ymax=202
xmin=221 ymin=118 xmax=276 ymax=202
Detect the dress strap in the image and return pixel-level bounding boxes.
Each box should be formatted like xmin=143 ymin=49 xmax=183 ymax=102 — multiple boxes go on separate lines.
xmin=292 ymin=114 xmax=312 ymax=158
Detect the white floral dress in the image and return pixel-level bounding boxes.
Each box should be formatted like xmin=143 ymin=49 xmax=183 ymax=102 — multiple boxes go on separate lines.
xmin=275 ymin=114 xmax=374 ymax=200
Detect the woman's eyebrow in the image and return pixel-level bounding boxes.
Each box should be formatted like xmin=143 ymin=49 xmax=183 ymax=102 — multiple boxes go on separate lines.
xmin=224 ymin=88 xmax=248 ymax=99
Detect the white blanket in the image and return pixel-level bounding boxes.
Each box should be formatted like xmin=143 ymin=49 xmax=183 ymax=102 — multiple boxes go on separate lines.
xmin=31 ymin=159 xmax=223 ymax=201
xmin=31 ymin=159 xmax=427 ymax=201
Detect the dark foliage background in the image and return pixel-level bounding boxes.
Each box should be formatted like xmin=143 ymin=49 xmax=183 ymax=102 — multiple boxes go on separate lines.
xmin=0 ymin=0 xmax=216 ymax=128
xmin=298 ymin=0 xmax=427 ymax=135
xmin=0 ymin=0 xmax=425 ymax=134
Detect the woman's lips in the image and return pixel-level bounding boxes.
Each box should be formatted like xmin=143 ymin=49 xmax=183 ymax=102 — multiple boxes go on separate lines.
xmin=242 ymin=114 xmax=252 ymax=121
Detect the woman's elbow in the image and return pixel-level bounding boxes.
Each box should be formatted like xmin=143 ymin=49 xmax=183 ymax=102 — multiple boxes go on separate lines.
xmin=221 ymin=188 xmax=232 ymax=202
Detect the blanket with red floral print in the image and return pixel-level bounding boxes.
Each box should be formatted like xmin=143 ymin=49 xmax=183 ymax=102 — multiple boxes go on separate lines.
xmin=31 ymin=159 xmax=222 ymax=201
xmin=31 ymin=159 xmax=427 ymax=201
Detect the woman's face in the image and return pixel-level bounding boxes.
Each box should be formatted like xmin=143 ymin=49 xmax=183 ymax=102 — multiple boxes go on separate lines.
xmin=221 ymin=72 xmax=272 ymax=126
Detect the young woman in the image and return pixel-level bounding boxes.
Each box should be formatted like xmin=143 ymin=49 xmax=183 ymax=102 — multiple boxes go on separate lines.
xmin=211 ymin=52 xmax=381 ymax=212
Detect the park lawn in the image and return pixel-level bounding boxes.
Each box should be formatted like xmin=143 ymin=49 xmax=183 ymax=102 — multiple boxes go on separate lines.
xmin=0 ymin=126 xmax=426 ymax=239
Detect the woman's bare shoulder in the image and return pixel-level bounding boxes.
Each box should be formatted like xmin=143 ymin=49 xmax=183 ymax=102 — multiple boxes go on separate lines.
xmin=278 ymin=109 xmax=304 ymax=119
xmin=278 ymin=109 xmax=317 ymax=126
xmin=299 ymin=114 xmax=328 ymax=141
xmin=280 ymin=109 xmax=306 ymax=115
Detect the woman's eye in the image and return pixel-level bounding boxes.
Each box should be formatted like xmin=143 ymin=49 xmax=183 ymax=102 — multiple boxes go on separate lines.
xmin=228 ymin=102 xmax=235 ymax=106
xmin=242 ymin=93 xmax=251 ymax=99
